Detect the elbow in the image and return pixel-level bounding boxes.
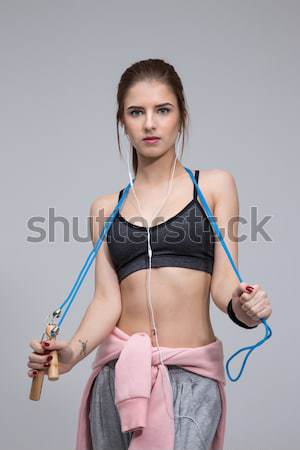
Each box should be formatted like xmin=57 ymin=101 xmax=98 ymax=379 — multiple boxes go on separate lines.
xmin=91 ymin=295 xmax=122 ymax=320
xmin=210 ymin=282 xmax=232 ymax=315
xmin=211 ymin=296 xmax=229 ymax=315
xmin=211 ymin=272 xmax=240 ymax=315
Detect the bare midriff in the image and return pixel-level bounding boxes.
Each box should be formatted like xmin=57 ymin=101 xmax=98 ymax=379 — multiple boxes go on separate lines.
xmin=116 ymin=266 xmax=217 ymax=348
xmin=113 ymin=168 xmax=217 ymax=348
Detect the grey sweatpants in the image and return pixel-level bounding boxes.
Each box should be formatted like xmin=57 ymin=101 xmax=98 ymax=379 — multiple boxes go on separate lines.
xmin=89 ymin=358 xmax=222 ymax=450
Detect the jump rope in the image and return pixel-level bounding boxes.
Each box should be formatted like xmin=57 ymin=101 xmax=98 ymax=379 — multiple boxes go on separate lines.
xmin=30 ymin=147 xmax=272 ymax=427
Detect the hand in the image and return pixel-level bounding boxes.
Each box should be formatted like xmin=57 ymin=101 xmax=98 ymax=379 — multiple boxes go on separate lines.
xmin=232 ymin=282 xmax=272 ymax=325
xmin=27 ymin=339 xmax=75 ymax=378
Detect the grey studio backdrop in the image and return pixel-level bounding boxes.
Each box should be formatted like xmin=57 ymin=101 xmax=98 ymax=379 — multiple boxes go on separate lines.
xmin=0 ymin=1 xmax=298 ymax=450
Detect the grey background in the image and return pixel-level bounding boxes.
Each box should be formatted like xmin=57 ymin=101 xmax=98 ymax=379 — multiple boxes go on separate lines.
xmin=0 ymin=1 xmax=298 ymax=449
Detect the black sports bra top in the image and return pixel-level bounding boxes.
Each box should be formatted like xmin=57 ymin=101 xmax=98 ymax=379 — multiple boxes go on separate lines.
xmin=106 ymin=170 xmax=215 ymax=282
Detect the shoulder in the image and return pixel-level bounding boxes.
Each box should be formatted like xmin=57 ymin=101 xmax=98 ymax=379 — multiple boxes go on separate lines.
xmin=209 ymin=168 xmax=236 ymax=189
xmin=90 ymin=191 xmax=120 ymax=216
xmin=197 ymin=168 xmax=236 ymax=184
xmin=89 ymin=191 xmax=121 ymax=243
xmin=196 ymin=168 xmax=238 ymax=213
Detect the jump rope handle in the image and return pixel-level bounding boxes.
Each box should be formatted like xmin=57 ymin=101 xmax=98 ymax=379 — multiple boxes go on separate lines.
xmin=29 ymin=324 xmax=59 ymax=401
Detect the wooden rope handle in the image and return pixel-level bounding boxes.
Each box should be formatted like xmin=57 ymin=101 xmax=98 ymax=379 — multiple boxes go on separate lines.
xmin=29 ymin=370 xmax=44 ymax=401
xmin=29 ymin=324 xmax=60 ymax=401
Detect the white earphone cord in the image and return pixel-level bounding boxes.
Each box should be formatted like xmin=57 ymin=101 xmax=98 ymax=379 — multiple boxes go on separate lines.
xmin=125 ymin=147 xmax=203 ymax=431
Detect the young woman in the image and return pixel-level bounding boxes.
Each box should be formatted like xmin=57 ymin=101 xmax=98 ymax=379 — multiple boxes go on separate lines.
xmin=27 ymin=59 xmax=272 ymax=450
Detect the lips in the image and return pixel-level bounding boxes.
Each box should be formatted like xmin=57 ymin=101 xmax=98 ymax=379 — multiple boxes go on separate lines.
xmin=143 ymin=137 xmax=160 ymax=140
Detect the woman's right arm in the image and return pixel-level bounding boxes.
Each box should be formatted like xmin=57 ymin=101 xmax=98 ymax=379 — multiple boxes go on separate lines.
xmin=67 ymin=194 xmax=122 ymax=368
xmin=27 ymin=194 xmax=122 ymax=376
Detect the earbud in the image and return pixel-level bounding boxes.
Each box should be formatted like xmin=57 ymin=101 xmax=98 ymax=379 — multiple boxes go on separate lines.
xmin=126 ymin=145 xmax=134 ymax=188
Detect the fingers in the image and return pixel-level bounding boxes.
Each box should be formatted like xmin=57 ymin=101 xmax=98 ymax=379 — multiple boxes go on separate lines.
xmin=239 ymin=289 xmax=272 ymax=321
xmin=29 ymin=339 xmax=47 ymax=354
xmin=255 ymin=305 xmax=272 ymax=320
xmin=28 ymin=369 xmax=36 ymax=378
xmin=27 ymin=368 xmax=47 ymax=378
xmin=241 ymin=297 xmax=265 ymax=315
xmin=40 ymin=339 xmax=69 ymax=351
xmin=232 ymin=281 xmax=272 ymax=321
xmin=240 ymin=292 xmax=260 ymax=306
xmin=240 ymin=290 xmax=255 ymax=304
xmin=240 ymin=286 xmax=268 ymax=308
xmin=27 ymin=354 xmax=52 ymax=370
xmin=239 ymin=283 xmax=262 ymax=304
xmin=27 ymin=339 xmax=53 ymax=377
xmin=236 ymin=282 xmax=258 ymax=298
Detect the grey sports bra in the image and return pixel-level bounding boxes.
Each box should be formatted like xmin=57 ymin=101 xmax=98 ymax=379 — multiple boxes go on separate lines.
xmin=106 ymin=170 xmax=215 ymax=282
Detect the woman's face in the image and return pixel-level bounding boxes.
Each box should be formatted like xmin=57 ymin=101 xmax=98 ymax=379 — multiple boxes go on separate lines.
xmin=122 ymin=80 xmax=181 ymax=157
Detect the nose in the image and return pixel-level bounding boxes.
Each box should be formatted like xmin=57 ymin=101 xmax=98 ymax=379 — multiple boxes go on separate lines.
xmin=144 ymin=112 xmax=157 ymax=130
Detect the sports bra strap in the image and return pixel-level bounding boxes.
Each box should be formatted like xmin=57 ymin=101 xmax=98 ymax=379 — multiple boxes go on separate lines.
xmin=118 ymin=189 xmax=124 ymax=201
xmin=193 ymin=170 xmax=199 ymax=200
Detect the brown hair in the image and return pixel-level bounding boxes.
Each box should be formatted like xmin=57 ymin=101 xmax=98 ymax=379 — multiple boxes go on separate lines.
xmin=116 ymin=58 xmax=190 ymax=176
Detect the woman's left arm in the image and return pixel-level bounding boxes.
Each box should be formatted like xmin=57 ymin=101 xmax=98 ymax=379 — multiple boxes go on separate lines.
xmin=209 ymin=169 xmax=272 ymax=327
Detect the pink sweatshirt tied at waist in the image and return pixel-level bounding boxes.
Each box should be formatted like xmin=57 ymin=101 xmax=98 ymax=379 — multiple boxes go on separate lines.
xmin=75 ymin=326 xmax=227 ymax=450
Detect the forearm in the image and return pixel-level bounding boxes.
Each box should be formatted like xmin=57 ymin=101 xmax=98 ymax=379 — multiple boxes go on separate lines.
xmin=212 ymin=277 xmax=259 ymax=327
xmin=67 ymin=300 xmax=121 ymax=368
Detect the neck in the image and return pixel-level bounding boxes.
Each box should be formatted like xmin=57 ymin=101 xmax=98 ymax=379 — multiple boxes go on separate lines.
xmin=133 ymin=151 xmax=186 ymax=187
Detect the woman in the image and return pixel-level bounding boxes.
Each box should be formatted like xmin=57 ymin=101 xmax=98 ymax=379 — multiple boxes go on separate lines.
xmin=27 ymin=59 xmax=272 ymax=450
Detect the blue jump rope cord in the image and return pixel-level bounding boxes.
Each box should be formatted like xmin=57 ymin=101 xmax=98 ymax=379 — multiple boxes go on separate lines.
xmin=56 ymin=183 xmax=131 ymax=327
xmin=54 ymin=166 xmax=272 ymax=382
xmin=184 ymin=167 xmax=272 ymax=382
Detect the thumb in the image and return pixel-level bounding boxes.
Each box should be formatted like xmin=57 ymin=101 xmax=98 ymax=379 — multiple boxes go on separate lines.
xmin=232 ymin=282 xmax=252 ymax=300
xmin=42 ymin=340 xmax=69 ymax=351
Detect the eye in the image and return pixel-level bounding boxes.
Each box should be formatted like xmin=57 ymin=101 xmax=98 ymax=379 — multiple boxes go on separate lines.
xmin=130 ymin=110 xmax=143 ymax=117
xmin=129 ymin=107 xmax=171 ymax=117
xmin=158 ymin=107 xmax=170 ymax=114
